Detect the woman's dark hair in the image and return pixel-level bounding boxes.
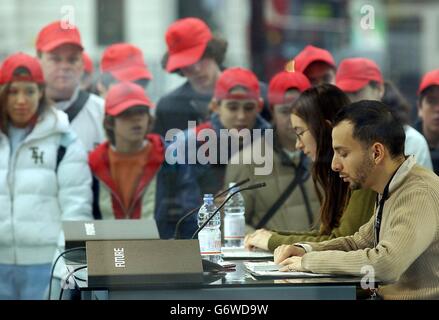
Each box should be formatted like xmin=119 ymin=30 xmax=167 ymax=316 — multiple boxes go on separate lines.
xmin=291 ymin=84 xmax=351 ymax=235
xmin=333 ymin=100 xmax=406 ymax=159
xmin=0 ymin=67 xmax=49 ymax=134
xmin=381 ymin=80 xmax=411 ymax=125
xmin=161 ymin=35 xmax=228 ymax=73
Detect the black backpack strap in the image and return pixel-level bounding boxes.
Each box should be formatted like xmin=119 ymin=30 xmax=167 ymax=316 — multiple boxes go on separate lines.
xmin=92 ymin=176 xmax=103 ymax=219
xmin=255 ymin=155 xmax=309 ymax=229
xmin=55 ymin=146 xmax=67 ymax=172
xmin=65 ymin=90 xmax=90 ymax=122
xmin=55 ymin=131 xmax=77 ymax=172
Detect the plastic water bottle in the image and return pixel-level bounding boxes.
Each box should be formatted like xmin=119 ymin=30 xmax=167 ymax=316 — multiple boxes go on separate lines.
xmin=223 ymin=183 xmax=246 ymax=247
xmin=197 ymin=194 xmax=222 ymax=263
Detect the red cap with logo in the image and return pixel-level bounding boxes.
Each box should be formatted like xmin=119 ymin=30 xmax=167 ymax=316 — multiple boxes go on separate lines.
xmin=214 ymin=67 xmax=260 ymax=100
xmin=165 ymin=17 xmax=212 ymax=72
xmin=0 ymin=52 xmax=45 ymax=84
xmin=36 ymin=20 xmax=83 ymax=52
xmin=82 ymin=52 xmax=94 ymax=73
xmin=105 ymin=82 xmax=154 ymax=116
xmin=294 ymin=45 xmax=336 ymax=73
xmin=268 ymin=69 xmax=311 ymax=105
xmin=335 ymin=58 xmax=383 ymax=92
xmin=101 ymin=43 xmax=152 ymax=81
xmin=418 ymin=69 xmax=439 ymax=95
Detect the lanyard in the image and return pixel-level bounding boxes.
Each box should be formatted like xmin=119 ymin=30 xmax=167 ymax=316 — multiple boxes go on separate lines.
xmin=374 ymin=170 xmax=398 ymax=247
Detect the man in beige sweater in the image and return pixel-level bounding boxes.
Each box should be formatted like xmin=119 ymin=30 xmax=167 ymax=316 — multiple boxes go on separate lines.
xmin=274 ymin=100 xmax=439 ymax=300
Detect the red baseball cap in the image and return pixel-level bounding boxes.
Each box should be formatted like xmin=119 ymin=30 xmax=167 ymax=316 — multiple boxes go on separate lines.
xmin=165 ymin=17 xmax=212 ymax=72
xmin=335 ymin=58 xmax=383 ymax=93
xmin=105 ymin=82 xmax=154 ymax=116
xmin=36 ymin=20 xmax=83 ymax=52
xmin=83 ymin=52 xmax=94 ymax=73
xmin=101 ymin=43 xmax=152 ymax=81
xmin=268 ymin=70 xmax=311 ymax=105
xmin=418 ymin=69 xmax=439 ymax=95
xmin=0 ymin=52 xmax=44 ymax=84
xmin=294 ymin=45 xmax=336 ymax=73
xmin=214 ymin=67 xmax=260 ymax=100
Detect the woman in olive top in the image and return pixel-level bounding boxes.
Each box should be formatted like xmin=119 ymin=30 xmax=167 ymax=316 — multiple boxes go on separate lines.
xmin=245 ymin=84 xmax=376 ymax=252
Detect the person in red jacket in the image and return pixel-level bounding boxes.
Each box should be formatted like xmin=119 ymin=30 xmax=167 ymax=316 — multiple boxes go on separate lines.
xmin=89 ymin=82 xmax=164 ymax=219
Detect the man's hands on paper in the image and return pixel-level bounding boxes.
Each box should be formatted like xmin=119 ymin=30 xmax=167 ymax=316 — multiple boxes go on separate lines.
xmin=278 ymin=256 xmax=304 ymax=272
xmin=274 ymin=244 xmax=306 ymax=272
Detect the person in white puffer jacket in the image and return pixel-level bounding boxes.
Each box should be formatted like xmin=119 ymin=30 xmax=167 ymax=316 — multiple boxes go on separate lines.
xmin=0 ymin=53 xmax=92 ymax=300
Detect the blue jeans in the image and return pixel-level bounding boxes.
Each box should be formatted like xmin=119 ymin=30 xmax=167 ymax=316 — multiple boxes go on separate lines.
xmin=0 ymin=264 xmax=51 ymax=300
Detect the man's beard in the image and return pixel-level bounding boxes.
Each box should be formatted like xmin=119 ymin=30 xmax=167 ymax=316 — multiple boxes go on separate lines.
xmin=348 ymin=153 xmax=375 ymax=190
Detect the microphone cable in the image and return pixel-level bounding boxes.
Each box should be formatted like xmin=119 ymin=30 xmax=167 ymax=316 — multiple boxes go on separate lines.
xmin=59 ymin=265 xmax=88 ymax=300
xmin=47 ymin=247 xmax=86 ymax=300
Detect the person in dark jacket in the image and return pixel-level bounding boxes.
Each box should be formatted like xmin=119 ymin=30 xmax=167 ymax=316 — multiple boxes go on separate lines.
xmin=415 ymin=69 xmax=439 ymax=175
xmin=153 ymin=17 xmax=270 ymax=138
xmin=155 ymin=67 xmax=272 ymax=239
xmin=225 ymin=69 xmax=320 ymax=232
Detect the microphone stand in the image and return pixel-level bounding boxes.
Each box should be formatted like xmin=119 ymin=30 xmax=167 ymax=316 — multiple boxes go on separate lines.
xmin=191 ymin=182 xmax=266 ymax=239
xmin=173 ymin=178 xmax=250 ymax=239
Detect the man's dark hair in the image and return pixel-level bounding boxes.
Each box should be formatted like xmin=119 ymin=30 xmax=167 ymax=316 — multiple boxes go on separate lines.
xmin=333 ymin=100 xmax=406 ymax=158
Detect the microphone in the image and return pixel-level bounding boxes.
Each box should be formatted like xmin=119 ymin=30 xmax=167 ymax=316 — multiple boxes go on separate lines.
xmin=191 ymin=182 xmax=266 ymax=239
xmin=173 ymin=178 xmax=250 ymax=239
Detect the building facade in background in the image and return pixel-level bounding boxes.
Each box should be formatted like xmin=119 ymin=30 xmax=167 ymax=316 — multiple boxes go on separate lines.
xmin=0 ymin=0 xmax=438 ymax=113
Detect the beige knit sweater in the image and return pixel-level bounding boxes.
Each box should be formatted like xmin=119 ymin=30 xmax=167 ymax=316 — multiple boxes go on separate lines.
xmin=300 ymin=156 xmax=439 ymax=300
